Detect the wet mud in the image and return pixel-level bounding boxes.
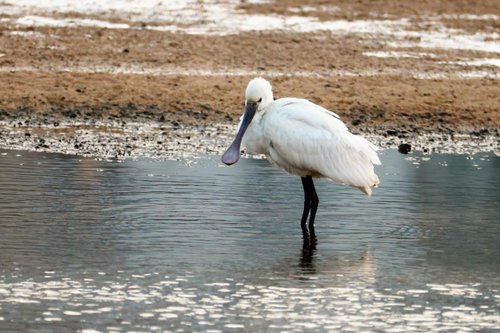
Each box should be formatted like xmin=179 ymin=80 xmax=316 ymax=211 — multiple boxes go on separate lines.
xmin=0 ymin=0 xmax=499 ymax=157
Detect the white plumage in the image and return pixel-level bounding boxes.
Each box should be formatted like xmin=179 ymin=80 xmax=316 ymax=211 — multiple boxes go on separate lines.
xmin=237 ymin=78 xmax=381 ymax=195
xmin=222 ymin=77 xmax=381 ymax=231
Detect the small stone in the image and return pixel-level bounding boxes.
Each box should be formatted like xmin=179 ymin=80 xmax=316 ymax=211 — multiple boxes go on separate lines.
xmin=398 ymin=143 xmax=411 ymax=154
xmin=386 ymin=129 xmax=398 ymax=136
xmin=351 ymin=118 xmax=362 ymax=126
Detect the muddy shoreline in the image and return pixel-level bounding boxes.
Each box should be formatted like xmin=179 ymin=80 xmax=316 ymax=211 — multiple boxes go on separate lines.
xmin=0 ymin=0 xmax=499 ymax=158
xmin=0 ymin=72 xmax=498 ymax=158
xmin=0 ymin=110 xmax=497 ymax=160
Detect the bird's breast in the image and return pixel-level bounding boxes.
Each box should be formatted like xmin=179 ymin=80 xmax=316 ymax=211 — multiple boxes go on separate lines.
xmin=241 ymin=118 xmax=268 ymax=155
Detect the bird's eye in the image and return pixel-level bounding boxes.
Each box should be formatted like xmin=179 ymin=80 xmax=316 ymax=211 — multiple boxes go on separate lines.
xmin=258 ymin=98 xmax=262 ymax=103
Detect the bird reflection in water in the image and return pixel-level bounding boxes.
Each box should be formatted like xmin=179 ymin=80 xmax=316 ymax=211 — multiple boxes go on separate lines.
xmin=299 ymin=224 xmax=317 ymax=274
xmin=296 ymin=226 xmax=377 ymax=284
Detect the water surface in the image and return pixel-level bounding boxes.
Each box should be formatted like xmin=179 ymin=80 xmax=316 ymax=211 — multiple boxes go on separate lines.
xmin=0 ymin=149 xmax=499 ymax=332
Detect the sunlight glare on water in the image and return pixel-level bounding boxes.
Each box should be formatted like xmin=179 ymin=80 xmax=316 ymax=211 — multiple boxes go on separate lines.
xmin=0 ymin=149 xmax=499 ymax=332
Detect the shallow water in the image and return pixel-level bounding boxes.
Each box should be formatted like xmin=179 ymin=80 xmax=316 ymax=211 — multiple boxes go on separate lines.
xmin=0 ymin=149 xmax=499 ymax=332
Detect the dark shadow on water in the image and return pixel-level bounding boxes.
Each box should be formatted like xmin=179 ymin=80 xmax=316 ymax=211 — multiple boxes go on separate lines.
xmin=300 ymin=225 xmax=317 ymax=275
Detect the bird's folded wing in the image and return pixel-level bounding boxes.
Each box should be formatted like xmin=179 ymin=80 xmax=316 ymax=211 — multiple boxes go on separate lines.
xmin=263 ymin=100 xmax=380 ymax=189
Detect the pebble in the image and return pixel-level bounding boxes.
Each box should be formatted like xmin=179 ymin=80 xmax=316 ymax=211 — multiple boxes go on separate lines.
xmin=398 ymin=143 xmax=412 ymax=154
xmin=0 ymin=118 xmax=498 ymax=159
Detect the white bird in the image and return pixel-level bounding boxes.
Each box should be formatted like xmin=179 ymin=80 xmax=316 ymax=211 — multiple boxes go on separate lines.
xmin=222 ymin=78 xmax=381 ymax=233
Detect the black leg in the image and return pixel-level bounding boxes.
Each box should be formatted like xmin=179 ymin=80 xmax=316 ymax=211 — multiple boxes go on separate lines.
xmin=301 ymin=177 xmax=311 ymax=230
xmin=309 ymin=179 xmax=319 ymax=236
xmin=300 ymin=176 xmax=319 ymax=234
xmin=301 ymin=221 xmax=318 ymax=249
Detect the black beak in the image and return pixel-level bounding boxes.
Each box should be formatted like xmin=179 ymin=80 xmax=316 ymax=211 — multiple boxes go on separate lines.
xmin=221 ymin=102 xmax=257 ymax=165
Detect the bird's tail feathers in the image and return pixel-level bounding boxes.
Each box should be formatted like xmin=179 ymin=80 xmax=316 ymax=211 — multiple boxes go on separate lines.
xmin=353 ymin=134 xmax=381 ymax=165
xmin=358 ymin=186 xmax=372 ymax=196
xmin=356 ymin=172 xmax=379 ymax=196
xmin=343 ymin=134 xmax=381 ymax=196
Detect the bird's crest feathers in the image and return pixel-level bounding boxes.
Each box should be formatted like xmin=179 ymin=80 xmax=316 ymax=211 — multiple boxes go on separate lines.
xmin=245 ymin=77 xmax=273 ymax=106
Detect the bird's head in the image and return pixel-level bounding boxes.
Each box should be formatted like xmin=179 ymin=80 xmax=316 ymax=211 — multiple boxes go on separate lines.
xmin=245 ymin=77 xmax=273 ymax=112
xmin=221 ymin=77 xmax=273 ymax=166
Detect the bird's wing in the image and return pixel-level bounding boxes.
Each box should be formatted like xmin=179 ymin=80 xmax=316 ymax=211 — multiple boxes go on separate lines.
xmin=263 ymin=98 xmax=381 ymax=194
xmin=274 ymin=98 xmax=345 ymax=128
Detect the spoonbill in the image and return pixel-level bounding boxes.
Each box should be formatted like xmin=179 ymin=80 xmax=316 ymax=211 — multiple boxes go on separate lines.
xmin=222 ymin=78 xmax=381 ymax=233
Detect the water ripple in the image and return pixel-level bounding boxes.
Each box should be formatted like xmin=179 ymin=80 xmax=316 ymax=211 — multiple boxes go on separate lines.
xmin=0 ymin=149 xmax=499 ymax=331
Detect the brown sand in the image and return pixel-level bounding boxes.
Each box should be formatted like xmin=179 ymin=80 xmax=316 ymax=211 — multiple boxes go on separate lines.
xmin=0 ymin=0 xmax=499 ymax=153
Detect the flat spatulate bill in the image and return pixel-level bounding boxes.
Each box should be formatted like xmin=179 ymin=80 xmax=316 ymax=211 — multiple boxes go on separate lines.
xmin=221 ymin=103 xmax=257 ymax=165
